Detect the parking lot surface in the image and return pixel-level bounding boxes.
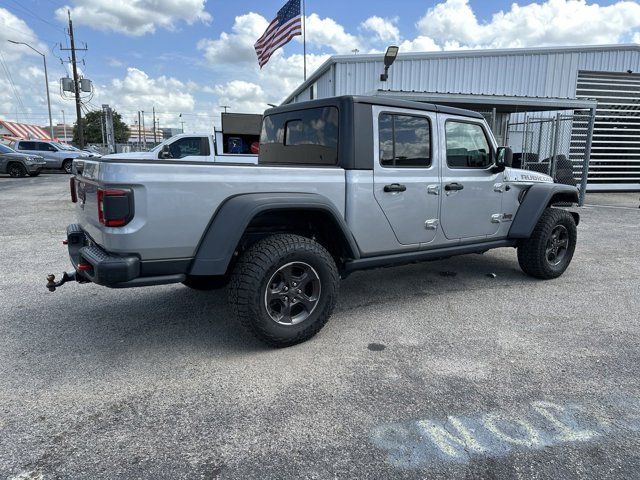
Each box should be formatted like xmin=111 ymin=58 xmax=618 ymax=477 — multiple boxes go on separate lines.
xmin=1 ymin=174 xmax=639 ymax=479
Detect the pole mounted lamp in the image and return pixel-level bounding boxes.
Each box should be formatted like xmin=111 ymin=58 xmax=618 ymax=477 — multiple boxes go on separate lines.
xmin=380 ymin=45 xmax=399 ymax=82
xmin=8 ymin=40 xmax=54 ymax=139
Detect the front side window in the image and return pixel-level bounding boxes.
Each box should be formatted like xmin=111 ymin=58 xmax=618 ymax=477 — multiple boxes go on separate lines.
xmin=445 ymin=121 xmax=492 ymax=169
xmin=169 ymin=137 xmax=207 ymax=158
xmin=38 ymin=142 xmax=57 ymax=152
xmin=260 ymin=106 xmax=339 ymax=165
xmin=379 ymin=113 xmax=431 ymax=168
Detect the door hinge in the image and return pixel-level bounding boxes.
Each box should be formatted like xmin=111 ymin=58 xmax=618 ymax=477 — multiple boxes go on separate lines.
xmin=427 ymin=184 xmax=440 ymax=195
xmin=491 ymin=214 xmax=502 ymax=223
xmin=425 ymin=219 xmax=439 ymax=230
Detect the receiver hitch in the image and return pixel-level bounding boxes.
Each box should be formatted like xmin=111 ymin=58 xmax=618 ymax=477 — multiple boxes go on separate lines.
xmin=46 ymin=271 xmax=83 ymax=292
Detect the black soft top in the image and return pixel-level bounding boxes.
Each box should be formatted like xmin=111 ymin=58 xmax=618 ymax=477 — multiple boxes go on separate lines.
xmin=265 ymin=95 xmax=483 ymax=119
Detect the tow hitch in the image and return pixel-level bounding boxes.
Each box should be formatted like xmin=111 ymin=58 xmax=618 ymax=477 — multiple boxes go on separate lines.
xmin=46 ymin=271 xmax=86 ymax=292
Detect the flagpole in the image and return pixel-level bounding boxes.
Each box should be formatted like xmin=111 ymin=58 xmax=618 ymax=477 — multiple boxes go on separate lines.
xmin=302 ymin=0 xmax=307 ymax=81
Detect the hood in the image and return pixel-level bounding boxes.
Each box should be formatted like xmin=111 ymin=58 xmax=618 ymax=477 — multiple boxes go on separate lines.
xmin=2 ymin=152 xmax=45 ymax=161
xmin=504 ymin=167 xmax=553 ymax=184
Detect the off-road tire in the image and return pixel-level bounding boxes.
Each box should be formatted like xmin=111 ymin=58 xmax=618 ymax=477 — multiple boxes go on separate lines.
xmin=182 ymin=275 xmax=229 ymax=291
xmin=7 ymin=163 xmax=27 ymax=178
xmin=229 ymin=234 xmax=339 ymax=347
xmin=518 ymin=208 xmax=577 ymax=279
xmin=62 ymin=160 xmax=73 ymax=174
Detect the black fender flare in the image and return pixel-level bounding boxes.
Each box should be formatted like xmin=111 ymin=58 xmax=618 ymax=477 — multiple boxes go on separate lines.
xmin=509 ymin=183 xmax=580 ymax=239
xmin=189 ymin=193 xmax=360 ymax=276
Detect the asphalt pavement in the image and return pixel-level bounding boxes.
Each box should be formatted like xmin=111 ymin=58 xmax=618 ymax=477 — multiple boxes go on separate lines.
xmin=1 ymin=174 xmax=639 ymax=479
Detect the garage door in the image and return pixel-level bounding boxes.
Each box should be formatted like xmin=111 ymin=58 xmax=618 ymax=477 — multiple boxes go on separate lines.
xmin=573 ymin=71 xmax=640 ymax=190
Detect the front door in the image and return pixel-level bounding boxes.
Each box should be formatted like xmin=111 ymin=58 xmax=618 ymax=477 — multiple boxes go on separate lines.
xmin=439 ymin=117 xmax=503 ymax=240
xmin=36 ymin=142 xmax=59 ymax=168
xmin=373 ymin=106 xmax=440 ymax=246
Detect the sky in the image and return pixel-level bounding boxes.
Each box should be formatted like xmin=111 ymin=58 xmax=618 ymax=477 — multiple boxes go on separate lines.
xmin=0 ymin=0 xmax=639 ymax=132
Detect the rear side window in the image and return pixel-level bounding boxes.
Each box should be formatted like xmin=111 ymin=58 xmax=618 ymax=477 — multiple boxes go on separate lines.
xmin=260 ymin=106 xmax=339 ymax=166
xmin=379 ymin=113 xmax=431 ymax=168
xmin=445 ymin=121 xmax=492 ymax=169
xmin=18 ymin=141 xmax=36 ymax=150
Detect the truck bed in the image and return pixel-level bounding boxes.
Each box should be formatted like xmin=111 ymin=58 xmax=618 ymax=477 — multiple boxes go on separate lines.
xmin=75 ymin=159 xmax=346 ymax=260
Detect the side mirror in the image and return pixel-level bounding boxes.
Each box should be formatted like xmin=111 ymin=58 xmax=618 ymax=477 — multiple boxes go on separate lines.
xmin=159 ymin=145 xmax=172 ymax=159
xmin=494 ymin=146 xmax=513 ymax=172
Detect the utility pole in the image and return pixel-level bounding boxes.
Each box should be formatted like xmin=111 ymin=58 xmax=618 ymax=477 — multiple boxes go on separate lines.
xmin=100 ymin=109 xmax=106 ymax=147
xmin=152 ymin=107 xmax=157 ymax=144
xmin=141 ymin=110 xmax=146 ymax=150
xmin=179 ymin=113 xmax=185 ymax=133
xmin=63 ymin=10 xmax=86 ymax=148
xmin=61 ymin=110 xmax=67 ymax=142
xmin=137 ymin=111 xmax=142 ymax=151
xmin=219 ymin=105 xmax=230 ymax=113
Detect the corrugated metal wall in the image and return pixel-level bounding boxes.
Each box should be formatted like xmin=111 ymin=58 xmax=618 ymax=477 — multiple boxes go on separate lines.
xmin=291 ymin=47 xmax=640 ymax=102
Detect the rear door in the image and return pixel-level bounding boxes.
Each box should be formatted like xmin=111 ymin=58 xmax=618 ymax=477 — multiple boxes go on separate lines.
xmin=439 ymin=116 xmax=503 ymax=240
xmin=372 ymin=106 xmax=440 ymax=246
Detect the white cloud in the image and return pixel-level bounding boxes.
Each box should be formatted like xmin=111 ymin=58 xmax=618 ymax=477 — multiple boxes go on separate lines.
xmin=55 ymin=0 xmax=212 ymax=36
xmin=197 ymin=12 xmax=268 ymax=65
xmin=633 ymin=31 xmax=640 ymax=43
xmin=104 ymin=68 xmax=195 ymax=113
xmin=417 ymin=0 xmax=640 ymax=49
xmin=399 ymin=36 xmax=441 ymax=53
xmin=361 ymin=16 xmax=400 ymax=43
xmin=305 ymin=13 xmax=362 ymax=53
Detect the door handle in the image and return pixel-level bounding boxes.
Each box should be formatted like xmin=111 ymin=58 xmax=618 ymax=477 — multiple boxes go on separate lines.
xmin=384 ymin=183 xmax=407 ymax=193
xmin=444 ymin=182 xmax=464 ymax=191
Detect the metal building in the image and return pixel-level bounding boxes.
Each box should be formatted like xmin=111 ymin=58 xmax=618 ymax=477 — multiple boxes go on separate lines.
xmin=284 ymin=44 xmax=640 ymax=191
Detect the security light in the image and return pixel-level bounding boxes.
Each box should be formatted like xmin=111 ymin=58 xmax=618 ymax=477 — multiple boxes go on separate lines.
xmin=380 ymin=45 xmax=399 ymax=82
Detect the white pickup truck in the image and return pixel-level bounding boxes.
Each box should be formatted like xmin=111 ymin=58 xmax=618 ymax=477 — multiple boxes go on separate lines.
xmin=103 ymin=132 xmax=258 ymax=164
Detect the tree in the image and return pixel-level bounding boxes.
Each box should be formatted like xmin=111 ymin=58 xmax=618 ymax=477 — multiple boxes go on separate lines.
xmin=72 ymin=109 xmax=130 ymax=145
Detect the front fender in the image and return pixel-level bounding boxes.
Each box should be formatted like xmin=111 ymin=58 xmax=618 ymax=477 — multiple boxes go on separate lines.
xmin=189 ymin=193 xmax=360 ymax=276
xmin=509 ymin=183 xmax=580 ymax=239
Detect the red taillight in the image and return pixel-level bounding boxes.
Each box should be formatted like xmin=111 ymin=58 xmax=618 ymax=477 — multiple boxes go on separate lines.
xmin=77 ymin=262 xmax=93 ymax=271
xmin=70 ymin=177 xmax=77 ymax=203
xmin=97 ymin=188 xmax=130 ymax=227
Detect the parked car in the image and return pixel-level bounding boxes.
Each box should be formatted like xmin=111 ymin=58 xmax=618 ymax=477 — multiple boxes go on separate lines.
xmin=11 ymin=140 xmax=88 ymax=173
xmin=49 ymin=96 xmax=580 ymax=347
xmin=0 ymin=143 xmax=46 ymax=177
xmin=102 ymin=133 xmax=257 ymax=164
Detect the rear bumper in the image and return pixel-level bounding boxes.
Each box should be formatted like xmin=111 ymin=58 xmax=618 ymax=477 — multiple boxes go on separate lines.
xmin=66 ymin=224 xmax=185 ymax=288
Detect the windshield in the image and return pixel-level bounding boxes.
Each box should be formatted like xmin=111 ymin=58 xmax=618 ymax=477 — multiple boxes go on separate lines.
xmin=54 ymin=142 xmax=77 ymax=151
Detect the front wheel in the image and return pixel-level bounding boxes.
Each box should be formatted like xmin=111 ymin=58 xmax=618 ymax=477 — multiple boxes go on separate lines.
xmin=8 ymin=163 xmax=27 ymax=178
xmin=228 ymin=234 xmax=339 ymax=347
xmin=517 ymin=208 xmax=577 ymax=279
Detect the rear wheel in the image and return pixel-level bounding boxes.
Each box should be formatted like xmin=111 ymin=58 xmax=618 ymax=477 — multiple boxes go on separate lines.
xmin=228 ymin=234 xmax=339 ymax=347
xmin=7 ymin=163 xmax=27 ymax=178
xmin=62 ymin=160 xmax=72 ymax=174
xmin=517 ymin=208 xmax=577 ymax=279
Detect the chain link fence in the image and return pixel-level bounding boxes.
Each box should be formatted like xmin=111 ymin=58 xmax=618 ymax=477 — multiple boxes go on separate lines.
xmin=505 ymin=110 xmax=595 ymax=205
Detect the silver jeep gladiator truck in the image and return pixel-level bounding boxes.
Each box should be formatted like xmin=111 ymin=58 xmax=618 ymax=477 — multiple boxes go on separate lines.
xmin=48 ymin=96 xmax=580 ymax=347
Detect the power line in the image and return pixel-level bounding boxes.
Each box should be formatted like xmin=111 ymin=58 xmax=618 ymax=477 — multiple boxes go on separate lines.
xmin=0 ymin=0 xmax=66 ymax=33
xmin=0 ymin=52 xmax=27 ymax=117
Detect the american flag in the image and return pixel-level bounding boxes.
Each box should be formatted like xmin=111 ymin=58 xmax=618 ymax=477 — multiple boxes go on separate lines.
xmin=254 ymin=0 xmax=302 ymax=68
